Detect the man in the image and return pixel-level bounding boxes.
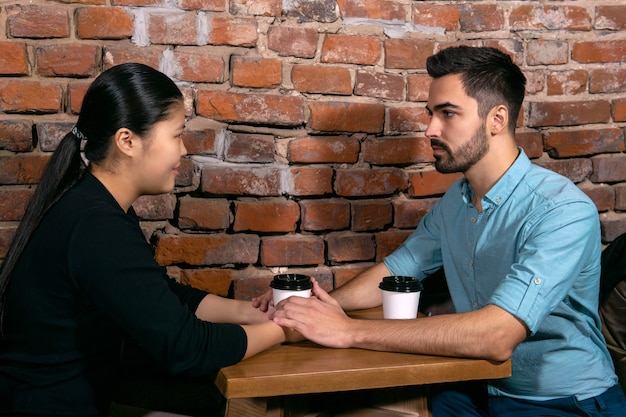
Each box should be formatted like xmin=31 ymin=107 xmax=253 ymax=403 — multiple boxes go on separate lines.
xmin=266 ymin=46 xmax=626 ymax=416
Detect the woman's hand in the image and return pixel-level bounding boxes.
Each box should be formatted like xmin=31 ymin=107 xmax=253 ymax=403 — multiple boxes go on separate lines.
xmin=251 ymin=289 xmax=274 ymax=313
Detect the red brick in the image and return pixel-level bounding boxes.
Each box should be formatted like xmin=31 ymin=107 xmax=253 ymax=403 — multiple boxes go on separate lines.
xmin=287 ymin=166 xmax=334 ymax=196
xmin=231 ymin=57 xmax=282 ymax=88
xmin=408 ymin=169 xmax=462 ymax=197
xmin=261 ymin=235 xmax=325 ymax=266
xmin=36 ymin=122 xmax=73 ymax=152
xmin=0 ymin=80 xmax=61 ymax=114
xmin=175 ymin=158 xmax=195 ymax=188
xmin=332 ymin=264 xmax=372 ymax=289
xmin=208 ymin=16 xmax=257 ymax=47
xmin=58 ymin=0 xmax=105 ymax=4
xmin=0 ymin=42 xmax=29 ymax=76
xmin=387 ymin=106 xmax=430 ymax=132
xmin=197 ymin=91 xmax=305 ymax=126
xmin=595 ymin=6 xmax=626 ymax=30
xmin=180 ymin=268 xmax=234 ymax=297
xmin=362 ymin=136 xmax=433 ymax=165
xmin=36 ymin=44 xmax=99 ymax=77
xmin=515 ymin=131 xmax=543 ymax=159
xmin=288 ymin=136 xmax=360 ymax=164
xmin=392 ymin=198 xmax=438 ymax=229
xmin=326 ymin=232 xmax=375 ymax=262
xmin=590 ymin=155 xmax=626 ymax=183
xmin=267 ymin=26 xmax=318 ymax=58
xmin=384 ymin=39 xmax=434 ymax=70
xmin=178 ymin=197 xmax=230 ymax=230
xmin=579 ymin=183 xmax=614 ymax=212
xmin=547 ymin=70 xmax=587 ymax=96
xmin=68 ymin=81 xmax=90 ymax=114
xmin=149 ymin=12 xmax=198 ymax=45
xmin=407 ymin=74 xmax=431 ymax=102
xmin=224 ymin=132 xmax=274 ymax=163
xmin=201 ymin=166 xmax=282 ymax=196
xmin=0 ymin=120 xmax=33 ymax=152
xmin=132 ymin=194 xmax=176 ymax=220
xmin=459 ymin=4 xmax=504 ymax=32
xmin=527 ymin=40 xmax=568 ymax=66
xmin=483 ymin=40 xmax=524 ymax=66
xmin=300 ymin=199 xmax=351 ymax=231
xmin=291 ymin=65 xmax=352 ymax=95
xmin=536 ymin=157 xmax=592 ymax=184
xmin=0 ymin=225 xmax=18 ymax=258
xmin=524 ymin=70 xmax=546 ymax=96
xmin=309 ymin=101 xmax=384 ymax=133
xmin=600 ymin=212 xmax=626 ymax=243
xmin=177 ymin=0 xmax=225 ymax=11
xmin=590 ymin=69 xmax=626 ymax=94
xmin=614 ymin=99 xmax=626 ymax=122
xmin=76 ymin=6 xmax=133 ymax=39
xmin=321 ymin=35 xmax=381 ymax=65
xmin=0 ymin=153 xmax=50 ymax=185
xmin=509 ymin=5 xmax=591 ymax=31
xmin=615 ymin=184 xmax=626 ymax=211
xmin=230 ymin=0 xmax=281 ymax=16
xmin=374 ymin=229 xmax=412 ymax=261
xmin=573 ymin=41 xmax=626 ymax=63
xmin=355 ymin=71 xmax=404 ymax=101
xmin=412 ymin=4 xmax=459 ymax=31
xmin=0 ymin=188 xmax=33 ymax=221
xmin=172 ymin=50 xmax=224 ymax=83
xmin=112 ymin=0 xmax=161 ymax=5
xmin=528 ymin=101 xmax=611 ymax=127
xmin=234 ymin=199 xmax=300 ymax=232
xmin=181 ymin=126 xmax=218 ymax=155
xmin=337 ymin=0 xmax=408 ymax=21
xmin=335 ymin=168 xmax=407 ymax=197
xmin=351 ymin=200 xmax=392 ymax=232
xmin=154 ymin=233 xmax=260 ymax=266
xmin=102 ymin=45 xmax=162 ymax=69
xmin=6 ymin=4 xmax=69 ymax=38
xmin=545 ymin=128 xmax=624 ymax=158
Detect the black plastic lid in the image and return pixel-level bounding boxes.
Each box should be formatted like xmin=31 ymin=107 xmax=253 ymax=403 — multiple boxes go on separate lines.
xmin=378 ymin=276 xmax=422 ymax=292
xmin=270 ymin=274 xmax=312 ymax=291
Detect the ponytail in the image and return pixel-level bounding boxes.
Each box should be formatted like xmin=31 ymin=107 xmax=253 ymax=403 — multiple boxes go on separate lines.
xmin=0 ymin=129 xmax=85 ymax=329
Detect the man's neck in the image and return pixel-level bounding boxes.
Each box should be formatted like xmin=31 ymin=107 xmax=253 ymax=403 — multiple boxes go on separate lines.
xmin=465 ymin=142 xmax=520 ymax=209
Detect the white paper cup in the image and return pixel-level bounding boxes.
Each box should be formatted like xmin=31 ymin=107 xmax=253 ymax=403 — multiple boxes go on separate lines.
xmin=379 ymin=276 xmax=422 ymax=319
xmin=270 ymin=274 xmax=312 ymax=305
xmin=272 ymin=288 xmax=312 ymax=305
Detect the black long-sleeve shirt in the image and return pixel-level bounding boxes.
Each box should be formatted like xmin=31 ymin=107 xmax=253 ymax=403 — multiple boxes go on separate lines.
xmin=0 ymin=173 xmax=247 ymax=416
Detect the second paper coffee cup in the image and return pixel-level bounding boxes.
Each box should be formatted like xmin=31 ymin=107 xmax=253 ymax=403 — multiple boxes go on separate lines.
xmin=270 ymin=274 xmax=312 ymax=305
xmin=379 ymin=276 xmax=423 ymax=319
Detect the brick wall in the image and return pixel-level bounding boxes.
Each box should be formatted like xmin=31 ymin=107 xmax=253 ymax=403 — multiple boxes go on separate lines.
xmin=1 ymin=0 xmax=625 ymax=299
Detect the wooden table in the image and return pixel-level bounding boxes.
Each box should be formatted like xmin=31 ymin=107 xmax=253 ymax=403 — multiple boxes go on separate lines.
xmin=215 ymin=309 xmax=511 ymax=417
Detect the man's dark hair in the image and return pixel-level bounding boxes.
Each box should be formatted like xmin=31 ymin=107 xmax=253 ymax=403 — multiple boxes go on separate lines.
xmin=426 ymin=46 xmax=526 ymax=134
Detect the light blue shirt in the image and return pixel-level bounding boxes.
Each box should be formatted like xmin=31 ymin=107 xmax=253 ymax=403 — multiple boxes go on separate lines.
xmin=385 ymin=149 xmax=617 ymax=401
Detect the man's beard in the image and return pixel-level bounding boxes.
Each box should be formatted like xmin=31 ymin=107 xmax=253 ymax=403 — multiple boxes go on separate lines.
xmin=431 ymin=125 xmax=489 ymax=174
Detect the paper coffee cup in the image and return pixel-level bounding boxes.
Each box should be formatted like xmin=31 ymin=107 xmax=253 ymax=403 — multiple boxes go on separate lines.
xmin=379 ymin=276 xmax=422 ymax=319
xmin=270 ymin=274 xmax=312 ymax=305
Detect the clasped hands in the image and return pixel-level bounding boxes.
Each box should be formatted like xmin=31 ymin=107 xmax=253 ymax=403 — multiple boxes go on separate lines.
xmin=252 ymin=278 xmax=354 ymax=348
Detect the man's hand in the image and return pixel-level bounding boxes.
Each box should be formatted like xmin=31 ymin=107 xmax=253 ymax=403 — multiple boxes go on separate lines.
xmin=272 ymin=278 xmax=354 ymax=348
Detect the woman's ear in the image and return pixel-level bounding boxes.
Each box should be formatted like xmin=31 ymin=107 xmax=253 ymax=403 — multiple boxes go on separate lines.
xmin=113 ymin=128 xmax=135 ymax=157
xmin=489 ymin=105 xmax=509 ymax=136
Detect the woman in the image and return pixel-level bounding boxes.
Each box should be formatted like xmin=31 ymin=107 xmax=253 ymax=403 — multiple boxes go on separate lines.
xmin=0 ymin=63 xmax=293 ymax=416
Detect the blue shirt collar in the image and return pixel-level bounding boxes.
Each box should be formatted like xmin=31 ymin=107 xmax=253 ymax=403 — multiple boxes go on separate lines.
xmin=461 ymin=148 xmax=530 ymax=209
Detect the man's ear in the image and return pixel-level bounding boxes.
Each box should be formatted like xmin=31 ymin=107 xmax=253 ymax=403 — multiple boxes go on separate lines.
xmin=489 ymin=105 xmax=509 ymax=136
xmin=113 ymin=128 xmax=135 ymax=157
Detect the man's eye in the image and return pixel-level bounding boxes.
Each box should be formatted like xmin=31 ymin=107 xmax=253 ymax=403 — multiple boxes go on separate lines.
xmin=443 ymin=110 xmax=455 ymax=117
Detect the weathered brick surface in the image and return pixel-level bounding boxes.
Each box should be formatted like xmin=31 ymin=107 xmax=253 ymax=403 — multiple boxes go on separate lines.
xmin=1 ymin=0 xmax=626 ymax=300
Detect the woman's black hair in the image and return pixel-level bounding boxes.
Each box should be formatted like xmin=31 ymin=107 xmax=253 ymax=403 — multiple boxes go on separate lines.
xmin=426 ymin=46 xmax=527 ymax=134
xmin=0 ymin=63 xmax=183 ymax=328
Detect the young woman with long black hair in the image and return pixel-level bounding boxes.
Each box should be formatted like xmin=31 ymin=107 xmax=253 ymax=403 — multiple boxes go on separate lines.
xmin=0 ymin=63 xmax=293 ymax=416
